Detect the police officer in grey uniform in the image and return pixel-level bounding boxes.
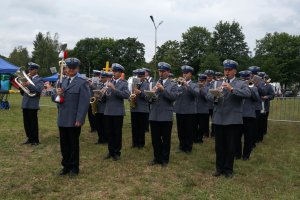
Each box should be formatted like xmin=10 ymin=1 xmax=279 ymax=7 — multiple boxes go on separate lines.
xmin=21 ymin=62 xmax=44 ymax=145
xmin=103 ymin=63 xmax=130 ymax=161
xmin=130 ymin=69 xmax=150 ymax=148
xmin=194 ymin=74 xmax=209 ymax=144
xmin=204 ymin=70 xmax=215 ymax=137
xmin=148 ymin=62 xmax=177 ymax=167
xmin=208 ymin=59 xmax=251 ymax=178
xmin=174 ymin=65 xmax=199 ymax=153
xmin=235 ymin=70 xmax=260 ymax=160
xmin=53 ymin=58 xmax=90 ymax=176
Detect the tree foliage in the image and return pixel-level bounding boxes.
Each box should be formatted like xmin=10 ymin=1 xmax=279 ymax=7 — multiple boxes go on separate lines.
xmin=156 ymin=40 xmax=182 ymax=76
xmin=8 ymin=46 xmax=30 ymax=68
xmin=211 ymin=21 xmax=250 ymax=68
xmin=180 ymin=26 xmax=212 ymax=73
xmin=72 ymin=37 xmax=145 ymax=76
xmin=254 ymin=32 xmax=300 ymax=86
xmin=31 ymin=32 xmax=60 ymax=76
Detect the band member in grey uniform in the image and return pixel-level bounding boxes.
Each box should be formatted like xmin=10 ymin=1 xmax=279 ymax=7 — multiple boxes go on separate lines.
xmin=130 ymin=69 xmax=150 ymax=148
xmin=204 ymin=70 xmax=215 ymax=137
xmin=208 ymin=59 xmax=251 ymax=178
xmin=53 ymin=58 xmax=90 ymax=176
xmin=103 ymin=63 xmax=130 ymax=161
xmin=248 ymin=66 xmax=262 ymax=146
xmin=21 ymin=62 xmax=44 ymax=145
xmin=257 ymin=72 xmax=275 ymax=141
xmin=235 ymin=70 xmax=259 ymax=160
xmin=94 ymin=71 xmax=109 ymax=144
xmin=174 ymin=65 xmax=199 ymax=153
xmin=148 ymin=62 xmax=177 ymax=167
xmin=88 ymin=70 xmax=101 ymax=132
xmin=195 ymin=74 xmax=209 ymax=144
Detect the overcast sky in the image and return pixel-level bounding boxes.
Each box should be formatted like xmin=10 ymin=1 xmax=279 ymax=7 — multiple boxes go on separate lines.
xmin=1 ymin=0 xmax=300 ymax=62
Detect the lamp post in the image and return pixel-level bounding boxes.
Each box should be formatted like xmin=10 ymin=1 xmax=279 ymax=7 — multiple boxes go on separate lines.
xmin=150 ymin=15 xmax=163 ymax=80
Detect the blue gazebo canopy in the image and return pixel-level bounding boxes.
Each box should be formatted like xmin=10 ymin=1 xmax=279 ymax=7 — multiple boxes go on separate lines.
xmin=0 ymin=58 xmax=20 ymax=73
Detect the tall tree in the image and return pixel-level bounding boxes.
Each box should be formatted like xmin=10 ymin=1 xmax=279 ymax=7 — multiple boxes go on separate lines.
xmin=180 ymin=26 xmax=211 ymax=73
xmin=113 ymin=37 xmax=146 ymax=75
xmin=8 ymin=46 xmax=30 ymax=67
xmin=199 ymin=52 xmax=222 ymax=74
xmin=155 ymin=40 xmax=182 ymax=76
xmin=211 ymin=21 xmax=250 ymax=68
xmin=72 ymin=38 xmax=116 ymax=76
xmin=31 ymin=32 xmax=60 ymax=76
xmin=254 ymin=32 xmax=300 ymax=86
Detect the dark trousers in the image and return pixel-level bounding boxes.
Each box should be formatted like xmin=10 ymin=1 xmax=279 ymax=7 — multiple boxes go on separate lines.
xmin=254 ymin=111 xmax=261 ymax=144
xmin=176 ymin=114 xmax=195 ymax=152
xmin=150 ymin=121 xmax=173 ymax=164
xmin=88 ymin=105 xmax=97 ymax=131
xmin=131 ymin=112 xmax=148 ymax=148
xmin=95 ymin=113 xmax=108 ymax=143
xmin=194 ymin=113 xmax=209 ymax=143
xmin=206 ymin=109 xmax=214 ymax=137
xmin=215 ymin=124 xmax=241 ymax=174
xmin=22 ymin=109 xmax=39 ymax=143
xmin=261 ymin=112 xmax=269 ymax=135
xmin=235 ymin=117 xmax=255 ymax=159
xmin=106 ymin=115 xmax=124 ymax=156
xmin=59 ymin=127 xmax=81 ymax=171
xmin=257 ymin=111 xmax=269 ymax=142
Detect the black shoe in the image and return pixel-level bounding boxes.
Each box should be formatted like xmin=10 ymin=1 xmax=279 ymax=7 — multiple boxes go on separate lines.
xmin=224 ymin=172 xmax=233 ymax=179
xmin=161 ymin=162 xmax=168 ymax=167
xmin=69 ymin=169 xmax=79 ymax=176
xmin=103 ymin=153 xmax=112 ymax=160
xmin=22 ymin=140 xmax=31 ymax=145
xmin=235 ymin=156 xmax=241 ymax=160
xmin=184 ymin=150 xmax=192 ymax=154
xmin=112 ymin=155 xmax=120 ymax=161
xmin=242 ymin=157 xmax=250 ymax=161
xmin=59 ymin=168 xmax=70 ymax=176
xmin=148 ymin=159 xmax=160 ymax=166
xmin=31 ymin=142 xmax=40 ymax=146
xmin=212 ymin=171 xmax=223 ymax=177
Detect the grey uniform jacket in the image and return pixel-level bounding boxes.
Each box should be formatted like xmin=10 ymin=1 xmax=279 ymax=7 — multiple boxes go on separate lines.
xmin=196 ymin=85 xmax=209 ymax=114
xmin=130 ymin=81 xmax=150 ymax=113
xmin=243 ymin=85 xmax=260 ymax=118
xmin=52 ymin=76 xmax=91 ymax=127
xmin=207 ymin=78 xmax=251 ymax=125
xmin=259 ymin=83 xmax=275 ymax=112
xmin=22 ymin=75 xmax=44 ymax=109
xmin=104 ymin=79 xmax=130 ymax=116
xmin=149 ymin=79 xmax=178 ymax=121
xmin=174 ymin=81 xmax=199 ymax=114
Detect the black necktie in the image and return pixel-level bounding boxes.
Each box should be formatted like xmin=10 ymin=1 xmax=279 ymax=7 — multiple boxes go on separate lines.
xmin=113 ymin=80 xmax=116 ymax=86
xmin=67 ymin=78 xmax=71 ymax=86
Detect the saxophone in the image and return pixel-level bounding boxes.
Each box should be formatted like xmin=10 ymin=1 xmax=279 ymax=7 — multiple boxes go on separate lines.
xmin=129 ymin=78 xmax=141 ymax=109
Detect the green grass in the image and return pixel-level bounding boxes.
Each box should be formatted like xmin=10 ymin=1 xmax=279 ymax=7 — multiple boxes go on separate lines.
xmin=0 ymin=94 xmax=299 ymax=199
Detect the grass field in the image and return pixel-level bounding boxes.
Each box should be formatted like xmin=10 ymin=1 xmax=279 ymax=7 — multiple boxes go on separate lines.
xmin=0 ymin=94 xmax=299 ymax=199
